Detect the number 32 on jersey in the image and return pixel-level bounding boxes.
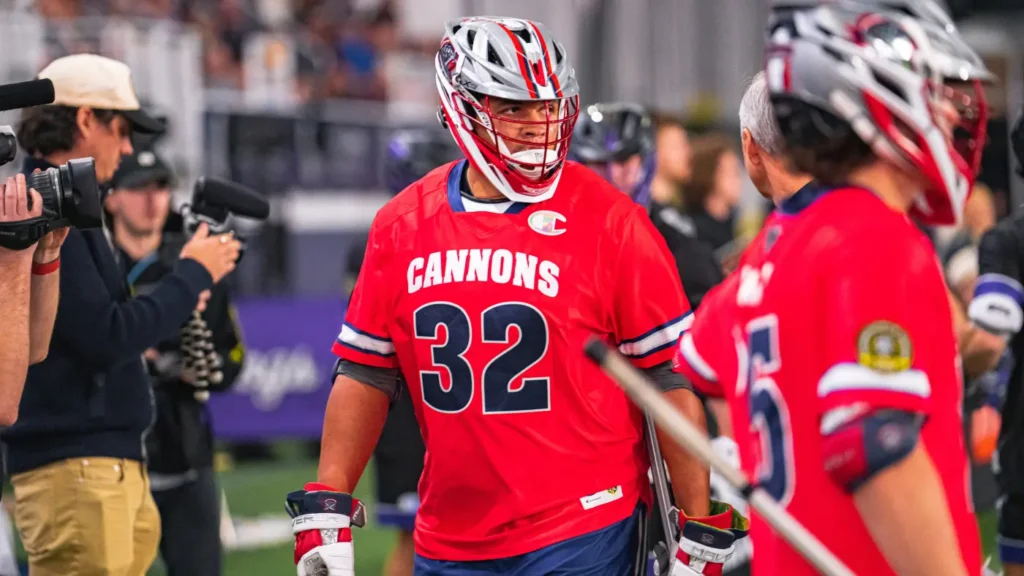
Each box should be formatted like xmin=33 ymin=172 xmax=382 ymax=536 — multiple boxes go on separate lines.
xmin=414 ymin=301 xmax=550 ymax=415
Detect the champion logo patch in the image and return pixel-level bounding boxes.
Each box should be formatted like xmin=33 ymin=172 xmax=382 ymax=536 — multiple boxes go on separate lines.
xmin=528 ymin=210 xmax=566 ymax=236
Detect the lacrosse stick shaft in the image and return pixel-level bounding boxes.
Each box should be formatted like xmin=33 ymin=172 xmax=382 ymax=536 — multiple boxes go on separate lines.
xmin=644 ymin=413 xmax=679 ymax=561
xmin=584 ymin=338 xmax=855 ymax=576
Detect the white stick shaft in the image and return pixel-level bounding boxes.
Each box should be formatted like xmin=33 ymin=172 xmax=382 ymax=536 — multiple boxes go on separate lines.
xmin=594 ymin=342 xmax=856 ymax=576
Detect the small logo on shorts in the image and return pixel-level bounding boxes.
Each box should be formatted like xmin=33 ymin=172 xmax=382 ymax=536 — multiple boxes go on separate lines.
xmin=528 ymin=210 xmax=566 ymax=236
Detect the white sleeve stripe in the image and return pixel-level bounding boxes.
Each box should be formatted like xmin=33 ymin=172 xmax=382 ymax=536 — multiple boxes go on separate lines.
xmin=817 ymin=363 xmax=931 ymax=399
xmin=679 ymin=332 xmax=718 ymax=383
xmin=618 ymin=315 xmax=691 ymax=358
xmin=338 ymin=325 xmax=396 ymax=356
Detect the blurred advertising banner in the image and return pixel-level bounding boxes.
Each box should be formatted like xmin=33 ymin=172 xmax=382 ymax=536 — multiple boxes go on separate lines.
xmin=207 ymin=298 xmax=346 ymax=440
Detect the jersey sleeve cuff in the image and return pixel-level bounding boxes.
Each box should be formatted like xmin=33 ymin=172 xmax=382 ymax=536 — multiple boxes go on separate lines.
xmin=817 ymin=363 xmax=931 ymax=415
xmin=618 ymin=312 xmax=693 ymax=369
xmin=673 ymin=332 xmax=723 ymax=398
xmin=333 ymin=322 xmax=399 ymax=369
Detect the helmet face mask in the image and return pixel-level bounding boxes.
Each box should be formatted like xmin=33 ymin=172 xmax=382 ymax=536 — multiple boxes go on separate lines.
xmin=435 ymin=17 xmax=581 ymax=203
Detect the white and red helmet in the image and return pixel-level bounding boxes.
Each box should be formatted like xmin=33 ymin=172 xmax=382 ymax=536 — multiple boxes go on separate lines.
xmin=765 ymin=0 xmax=993 ymax=225
xmin=435 ymin=17 xmax=581 ymax=204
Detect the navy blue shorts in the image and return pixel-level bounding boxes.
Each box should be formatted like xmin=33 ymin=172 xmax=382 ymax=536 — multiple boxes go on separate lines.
xmin=414 ymin=502 xmax=648 ymax=576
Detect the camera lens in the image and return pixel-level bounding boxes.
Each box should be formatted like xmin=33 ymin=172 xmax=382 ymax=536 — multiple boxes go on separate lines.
xmin=28 ymin=158 xmax=102 ymax=230
xmin=0 ymin=132 xmax=15 ymax=166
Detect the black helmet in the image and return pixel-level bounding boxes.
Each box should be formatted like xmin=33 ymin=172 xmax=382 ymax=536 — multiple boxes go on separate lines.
xmin=570 ymin=102 xmax=655 ymax=204
xmin=385 ymin=128 xmax=462 ymax=195
xmin=571 ymin=102 xmax=653 ymax=164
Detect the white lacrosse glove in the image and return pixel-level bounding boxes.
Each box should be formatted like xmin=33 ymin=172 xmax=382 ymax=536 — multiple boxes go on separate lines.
xmin=285 ymin=482 xmax=366 ymax=576
xmin=668 ymin=500 xmax=750 ymax=576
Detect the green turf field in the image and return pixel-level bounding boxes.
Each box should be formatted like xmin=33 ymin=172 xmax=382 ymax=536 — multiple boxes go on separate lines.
xmin=147 ymin=442 xmax=398 ymax=575
xmin=4 ymin=441 xmax=1008 ymax=575
xmin=202 ymin=442 xmax=1007 ymax=575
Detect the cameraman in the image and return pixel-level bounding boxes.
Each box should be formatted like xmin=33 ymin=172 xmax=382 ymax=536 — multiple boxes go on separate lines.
xmin=108 ymin=148 xmax=245 ymax=576
xmin=2 ymin=53 xmax=242 ymax=576
xmin=0 ymin=174 xmax=67 ymax=424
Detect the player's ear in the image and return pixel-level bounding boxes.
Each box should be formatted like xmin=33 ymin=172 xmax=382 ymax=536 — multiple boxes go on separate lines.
xmin=741 ymin=129 xmax=761 ymax=169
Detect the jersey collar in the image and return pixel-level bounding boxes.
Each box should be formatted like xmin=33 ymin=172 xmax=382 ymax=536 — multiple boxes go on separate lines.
xmin=446 ymin=160 xmax=529 ymax=215
xmin=777 ymin=180 xmax=830 ymax=215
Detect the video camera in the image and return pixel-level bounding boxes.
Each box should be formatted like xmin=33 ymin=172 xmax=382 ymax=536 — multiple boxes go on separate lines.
xmin=179 ymin=176 xmax=270 ymax=262
xmin=174 ymin=177 xmax=268 ymax=401
xmin=0 ymin=79 xmax=104 ymax=250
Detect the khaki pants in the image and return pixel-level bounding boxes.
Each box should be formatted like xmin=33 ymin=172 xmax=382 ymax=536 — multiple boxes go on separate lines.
xmin=12 ymin=457 xmax=161 ymax=576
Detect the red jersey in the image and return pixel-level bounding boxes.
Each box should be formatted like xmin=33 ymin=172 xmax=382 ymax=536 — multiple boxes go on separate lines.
xmin=677 ymin=185 xmax=980 ymax=575
xmin=333 ymin=160 xmax=691 ymax=561
xmin=673 ymin=215 xmax=780 ymax=482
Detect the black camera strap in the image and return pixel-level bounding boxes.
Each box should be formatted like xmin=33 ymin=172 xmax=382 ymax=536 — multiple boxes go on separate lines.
xmin=0 ymin=217 xmax=49 ymax=251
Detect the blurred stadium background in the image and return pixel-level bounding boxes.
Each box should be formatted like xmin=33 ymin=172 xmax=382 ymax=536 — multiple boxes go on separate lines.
xmin=0 ymin=0 xmax=1021 ymax=573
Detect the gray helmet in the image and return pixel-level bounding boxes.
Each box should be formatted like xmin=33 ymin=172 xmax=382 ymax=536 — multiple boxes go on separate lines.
xmin=765 ymin=1 xmax=992 ymax=225
xmin=435 ymin=17 xmax=581 ymax=203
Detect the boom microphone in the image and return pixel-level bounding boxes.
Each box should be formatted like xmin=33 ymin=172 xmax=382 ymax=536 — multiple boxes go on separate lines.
xmin=191 ymin=177 xmax=270 ymax=222
xmin=0 ymin=79 xmax=55 ymax=112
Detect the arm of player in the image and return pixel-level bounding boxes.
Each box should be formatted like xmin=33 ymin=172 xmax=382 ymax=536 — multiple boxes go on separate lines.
xmin=817 ymin=234 xmax=969 ymax=575
xmin=288 ymin=218 xmax=399 ymax=576
xmin=612 ymin=209 xmax=748 ymax=575
xmin=611 ymin=208 xmax=709 ymax=507
xmin=853 ymin=443 xmax=969 ymax=576
xmin=648 ymin=363 xmax=710 ymax=517
xmin=964 ymin=225 xmax=1024 ymax=376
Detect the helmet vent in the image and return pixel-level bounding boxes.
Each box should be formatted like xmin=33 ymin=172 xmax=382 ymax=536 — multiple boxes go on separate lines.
xmin=486 ymin=44 xmax=504 ymax=67
xmin=872 ymin=70 xmax=907 ymax=103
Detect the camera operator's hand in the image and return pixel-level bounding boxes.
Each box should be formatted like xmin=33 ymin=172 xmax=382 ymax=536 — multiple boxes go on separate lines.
xmin=34 ymin=228 xmax=69 ymax=264
xmin=0 ymin=174 xmax=44 ymax=258
xmin=196 ymin=290 xmax=212 ymax=313
xmin=179 ymin=223 xmax=242 ymax=283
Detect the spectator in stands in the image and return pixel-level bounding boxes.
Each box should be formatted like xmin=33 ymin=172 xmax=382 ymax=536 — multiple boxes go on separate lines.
xmin=681 ymin=133 xmax=744 ymax=256
xmin=108 ymin=147 xmax=245 ymax=576
xmin=4 ymin=54 xmax=241 ymax=576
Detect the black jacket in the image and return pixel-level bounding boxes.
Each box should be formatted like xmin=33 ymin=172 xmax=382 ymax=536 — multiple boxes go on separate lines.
xmin=2 ymin=157 xmax=213 ymax=475
xmin=649 ymin=201 xmax=725 ymax=310
xmin=123 ymin=229 xmax=244 ymax=474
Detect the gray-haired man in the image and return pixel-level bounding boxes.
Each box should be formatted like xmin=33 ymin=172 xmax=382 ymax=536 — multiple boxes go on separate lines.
xmin=738 ymin=71 xmax=811 ymax=203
